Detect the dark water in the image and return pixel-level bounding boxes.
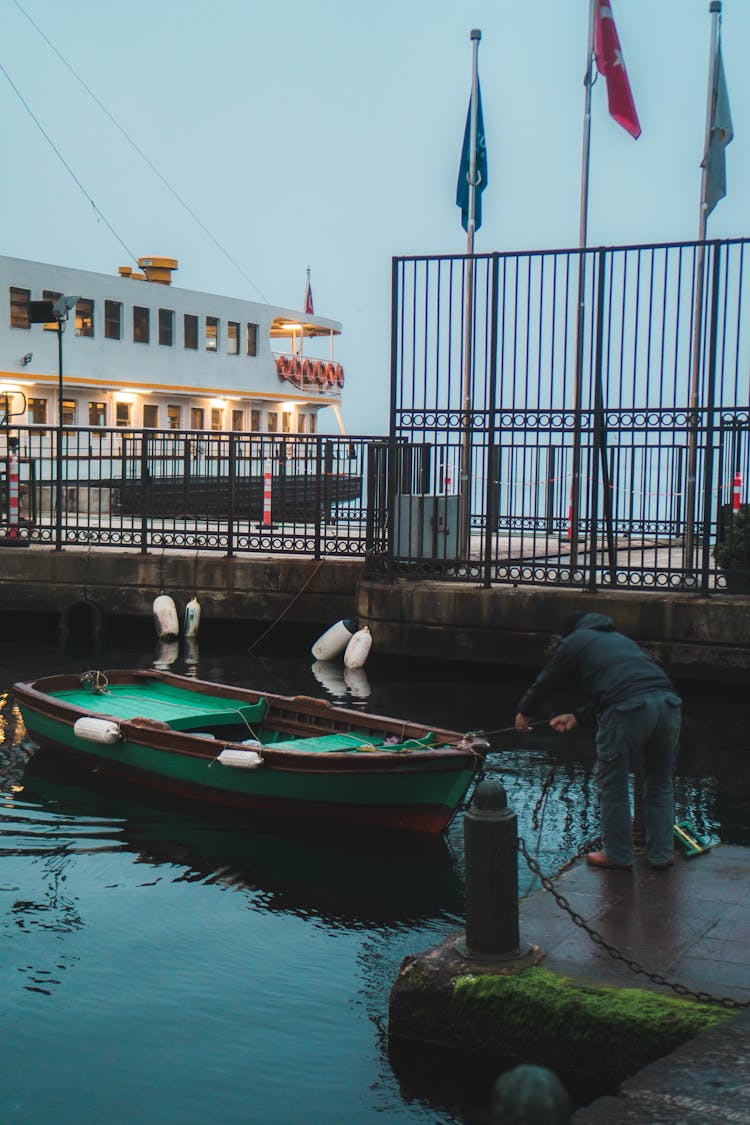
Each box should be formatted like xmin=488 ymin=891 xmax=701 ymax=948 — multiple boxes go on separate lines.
xmin=0 ymin=622 xmax=747 ymax=1124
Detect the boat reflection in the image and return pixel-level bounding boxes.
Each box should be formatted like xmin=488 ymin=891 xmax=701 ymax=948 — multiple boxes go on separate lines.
xmin=153 ymin=639 xmax=180 ymax=670
xmin=18 ymin=750 xmax=464 ymax=929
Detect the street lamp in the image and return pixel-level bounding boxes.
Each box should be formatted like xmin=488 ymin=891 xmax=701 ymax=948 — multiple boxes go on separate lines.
xmin=29 ymin=294 xmax=80 ymax=550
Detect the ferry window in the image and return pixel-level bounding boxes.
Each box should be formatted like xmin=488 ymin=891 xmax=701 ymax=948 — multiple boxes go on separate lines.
xmin=76 ymin=298 xmax=94 ymax=338
xmin=184 ymin=314 xmax=198 ymax=350
xmin=297 ymin=414 xmax=306 ymax=434
xmin=282 ymin=412 xmax=292 ymax=433
xmin=246 ymin=322 xmax=258 ymax=356
xmin=232 ymin=409 xmax=244 ymax=431
xmin=167 ymin=404 xmax=181 ymax=429
xmin=205 ymin=316 xmax=219 ymax=352
xmin=250 ymin=409 xmax=261 ymax=431
xmin=28 ymin=397 xmax=47 ymax=424
xmin=43 ymin=290 xmax=62 ymax=331
xmin=105 ymin=300 xmax=122 ymax=340
xmin=228 ymin=321 xmax=239 ymax=355
xmin=88 ymin=401 xmax=107 ymax=426
xmin=267 ymin=411 xmax=278 ymax=433
xmin=143 ymin=404 xmax=159 ymax=428
xmin=133 ymin=306 xmax=150 ymax=343
xmin=10 ymin=287 xmax=30 ymax=329
xmin=62 ymin=399 xmax=77 ymax=426
xmin=159 ymin=308 xmax=174 ymax=347
xmin=309 ymin=413 xmax=316 ymax=434
xmin=191 ymin=407 xmax=204 ymax=429
xmin=210 ymin=407 xmax=223 ymax=431
xmin=116 ymin=401 xmax=131 ymax=427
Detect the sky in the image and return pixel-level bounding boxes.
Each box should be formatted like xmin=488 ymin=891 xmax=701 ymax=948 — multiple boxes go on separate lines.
xmin=0 ymin=0 xmax=748 ymax=434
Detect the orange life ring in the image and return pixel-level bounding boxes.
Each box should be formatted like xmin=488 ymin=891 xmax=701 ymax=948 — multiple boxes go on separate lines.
xmin=290 ymin=358 xmax=302 ymax=385
xmin=322 ymin=362 xmax=334 ymax=387
xmin=311 ymin=360 xmax=324 ymax=385
xmin=336 ymin=365 xmax=345 ymax=388
xmin=302 ymin=359 xmax=313 ymax=384
xmin=276 ymin=355 xmax=289 ymax=379
xmin=326 ymin=364 xmax=336 ymax=388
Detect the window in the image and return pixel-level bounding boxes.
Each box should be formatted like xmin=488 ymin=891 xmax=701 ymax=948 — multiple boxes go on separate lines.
xmin=250 ymin=409 xmax=261 ymax=432
xmin=133 ymin=306 xmax=150 ymax=343
xmin=309 ymin=413 xmax=316 ymax=434
xmin=115 ymin=401 xmax=131 ymax=427
xmin=210 ymin=407 xmax=223 ymax=431
xmin=62 ymin=399 xmax=77 ymax=426
xmin=205 ymin=316 xmax=219 ymax=352
xmin=89 ymin=401 xmax=107 ymax=426
xmin=231 ymin=408 xmax=244 ymax=431
xmin=297 ymin=414 xmax=306 ymax=434
xmin=76 ymin=298 xmax=94 ymax=337
xmin=282 ymin=411 xmax=291 ymax=433
xmin=267 ymin=411 xmax=278 ymax=433
xmin=10 ymin=287 xmax=30 ymax=329
xmin=228 ymin=321 xmax=239 ymax=355
xmin=43 ymin=290 xmax=61 ymax=331
xmin=105 ymin=300 xmax=122 ymax=340
xmin=167 ymin=404 xmax=181 ymax=429
xmin=184 ymin=314 xmax=198 ymax=349
xmin=191 ymin=407 xmax=204 ymax=429
xmin=246 ymin=322 xmax=258 ymax=356
xmin=143 ymin=404 xmax=159 ymax=428
xmin=159 ymin=308 xmax=174 ymax=346
xmin=28 ymin=397 xmax=47 ymax=424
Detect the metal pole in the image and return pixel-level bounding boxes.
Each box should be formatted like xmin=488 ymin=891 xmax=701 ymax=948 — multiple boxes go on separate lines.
xmin=55 ymin=319 xmax=64 ymax=552
xmin=460 ymin=28 xmax=481 ymax=560
xmin=684 ymin=1 xmax=721 ymax=571
xmin=569 ymin=0 xmax=596 ymax=567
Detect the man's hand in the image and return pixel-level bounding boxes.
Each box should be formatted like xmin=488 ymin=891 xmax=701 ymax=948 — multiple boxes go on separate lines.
xmin=550 ymin=713 xmax=578 ymax=733
xmin=515 ymin=712 xmax=533 ymax=733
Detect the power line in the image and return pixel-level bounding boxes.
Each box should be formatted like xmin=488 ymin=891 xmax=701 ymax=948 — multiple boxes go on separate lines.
xmin=11 ymin=0 xmax=270 ymax=303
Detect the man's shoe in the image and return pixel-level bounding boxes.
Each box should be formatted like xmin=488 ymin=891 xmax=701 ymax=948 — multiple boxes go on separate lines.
xmin=586 ymin=850 xmax=632 ymax=871
xmin=649 ymin=856 xmax=675 ymax=870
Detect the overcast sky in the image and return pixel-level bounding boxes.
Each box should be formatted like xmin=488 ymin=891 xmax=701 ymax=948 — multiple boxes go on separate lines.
xmin=1 ymin=0 xmax=746 ymax=432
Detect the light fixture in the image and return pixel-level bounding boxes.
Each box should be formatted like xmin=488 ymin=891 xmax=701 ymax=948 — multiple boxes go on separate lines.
xmin=283 ymin=323 xmax=303 ymax=332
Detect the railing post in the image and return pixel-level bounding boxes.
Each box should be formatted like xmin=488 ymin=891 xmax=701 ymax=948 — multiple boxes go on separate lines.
xmin=139 ymin=431 xmax=149 ymax=555
xmin=226 ymin=433 xmax=235 ymax=559
xmin=463 ymin=779 xmax=520 ymax=957
xmin=700 ymin=241 xmax=722 ymax=595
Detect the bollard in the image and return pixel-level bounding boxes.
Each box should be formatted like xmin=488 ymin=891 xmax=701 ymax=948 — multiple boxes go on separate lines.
xmin=491 ymin=1064 xmax=571 ymax=1124
xmin=463 ymin=779 xmax=520 ymax=957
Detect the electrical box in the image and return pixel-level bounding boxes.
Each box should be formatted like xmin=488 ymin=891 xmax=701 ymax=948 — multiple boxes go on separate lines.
xmin=393 ymin=494 xmax=459 ymax=560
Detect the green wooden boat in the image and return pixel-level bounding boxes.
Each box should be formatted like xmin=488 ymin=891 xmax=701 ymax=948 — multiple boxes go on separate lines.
xmin=14 ymin=669 xmax=488 ymax=834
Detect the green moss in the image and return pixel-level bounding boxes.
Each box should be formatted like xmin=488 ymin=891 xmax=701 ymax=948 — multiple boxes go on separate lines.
xmin=450 ymin=967 xmax=731 ymax=1080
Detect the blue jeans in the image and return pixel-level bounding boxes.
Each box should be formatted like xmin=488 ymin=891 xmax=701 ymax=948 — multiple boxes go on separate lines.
xmin=593 ymin=692 xmax=682 ymax=866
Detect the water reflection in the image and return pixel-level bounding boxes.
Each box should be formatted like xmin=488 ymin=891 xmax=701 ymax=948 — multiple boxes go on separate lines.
xmin=153 ymin=639 xmax=179 ymax=670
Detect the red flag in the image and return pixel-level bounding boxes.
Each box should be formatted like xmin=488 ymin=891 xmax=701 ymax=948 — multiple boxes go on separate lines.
xmin=594 ymin=1 xmax=641 ymax=139
xmin=304 ymin=272 xmax=314 ymax=315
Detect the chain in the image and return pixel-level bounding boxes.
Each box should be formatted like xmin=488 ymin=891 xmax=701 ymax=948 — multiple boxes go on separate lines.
xmin=517 ymin=837 xmax=749 ymax=1011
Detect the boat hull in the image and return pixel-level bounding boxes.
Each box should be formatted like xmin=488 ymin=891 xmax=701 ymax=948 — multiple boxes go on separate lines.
xmin=15 ymin=671 xmax=482 ymax=834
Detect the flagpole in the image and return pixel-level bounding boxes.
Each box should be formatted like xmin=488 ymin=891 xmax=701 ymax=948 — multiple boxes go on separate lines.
xmin=569 ymin=0 xmax=597 ymax=568
xmin=460 ymin=28 xmax=481 ymax=559
xmin=683 ymin=0 xmax=722 ymax=569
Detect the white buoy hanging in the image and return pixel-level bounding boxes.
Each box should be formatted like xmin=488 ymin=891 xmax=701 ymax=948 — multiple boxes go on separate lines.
xmin=311 ymin=617 xmax=358 ymax=661
xmin=153 ymin=594 xmax=179 ymax=641
xmin=216 ymin=747 xmax=263 ymax=770
xmin=344 ymin=625 xmax=372 ymax=669
xmin=73 ymin=717 xmax=122 ymax=745
xmin=183 ymin=596 xmax=201 ymax=639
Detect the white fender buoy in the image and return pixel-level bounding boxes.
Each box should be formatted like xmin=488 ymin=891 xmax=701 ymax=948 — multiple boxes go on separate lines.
xmin=153 ymin=594 xmax=179 ymax=641
xmin=344 ymin=665 xmax=371 ymax=699
xmin=73 ymin=717 xmax=122 ymax=745
xmin=183 ymin=597 xmax=201 ymax=639
xmin=344 ymin=625 xmax=372 ymax=669
xmin=311 ymin=659 xmax=348 ymax=698
xmin=216 ymin=747 xmax=263 ymax=769
xmin=311 ymin=617 xmax=358 ymax=661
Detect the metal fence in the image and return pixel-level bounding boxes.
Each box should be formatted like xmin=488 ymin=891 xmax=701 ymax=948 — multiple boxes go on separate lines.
xmin=378 ymin=238 xmax=750 ymax=592
xmin=0 ymin=425 xmax=380 ymax=558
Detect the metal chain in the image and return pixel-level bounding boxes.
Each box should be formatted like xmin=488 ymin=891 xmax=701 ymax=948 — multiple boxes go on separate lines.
xmin=517 ymin=836 xmax=749 ymax=1011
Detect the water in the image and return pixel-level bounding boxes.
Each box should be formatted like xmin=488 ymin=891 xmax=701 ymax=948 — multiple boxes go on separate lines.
xmin=0 ymin=626 xmax=747 ymax=1123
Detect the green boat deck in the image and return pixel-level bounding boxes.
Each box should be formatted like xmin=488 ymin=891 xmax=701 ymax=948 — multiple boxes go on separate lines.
xmin=52 ymin=682 xmax=269 ymax=731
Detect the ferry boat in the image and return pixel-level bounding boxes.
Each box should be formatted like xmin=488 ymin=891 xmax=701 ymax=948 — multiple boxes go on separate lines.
xmin=0 ymin=253 xmax=345 ymax=437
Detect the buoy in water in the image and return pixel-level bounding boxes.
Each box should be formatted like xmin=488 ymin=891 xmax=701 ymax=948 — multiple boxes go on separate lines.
xmin=153 ymin=594 xmax=179 ymax=641
xmin=183 ymin=596 xmax=201 ymax=639
xmin=311 ymin=617 xmax=358 ymax=661
xmin=344 ymin=625 xmax=372 ymax=669
xmin=73 ymin=717 xmax=122 ymax=745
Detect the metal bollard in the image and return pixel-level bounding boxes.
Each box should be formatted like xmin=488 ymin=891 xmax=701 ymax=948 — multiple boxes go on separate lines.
xmin=463 ymin=779 xmax=520 ymax=957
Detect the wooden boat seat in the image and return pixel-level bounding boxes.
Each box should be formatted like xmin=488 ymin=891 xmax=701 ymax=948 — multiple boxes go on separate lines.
xmin=266 ymin=732 xmax=435 ymax=753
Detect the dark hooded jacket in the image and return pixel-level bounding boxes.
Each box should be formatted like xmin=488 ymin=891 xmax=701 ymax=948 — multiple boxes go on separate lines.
xmin=517 ymin=613 xmax=677 ymax=725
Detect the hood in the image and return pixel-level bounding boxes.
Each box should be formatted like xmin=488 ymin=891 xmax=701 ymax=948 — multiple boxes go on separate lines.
xmin=566 ymin=612 xmax=616 ymax=635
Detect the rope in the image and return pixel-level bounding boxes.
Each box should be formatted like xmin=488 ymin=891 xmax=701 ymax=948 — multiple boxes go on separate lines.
xmin=247 ymin=560 xmax=325 ymax=655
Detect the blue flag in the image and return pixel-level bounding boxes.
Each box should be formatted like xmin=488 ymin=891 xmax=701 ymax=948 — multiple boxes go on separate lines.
xmin=702 ymin=44 xmax=733 ymax=217
xmin=456 ymin=81 xmax=488 ymax=233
